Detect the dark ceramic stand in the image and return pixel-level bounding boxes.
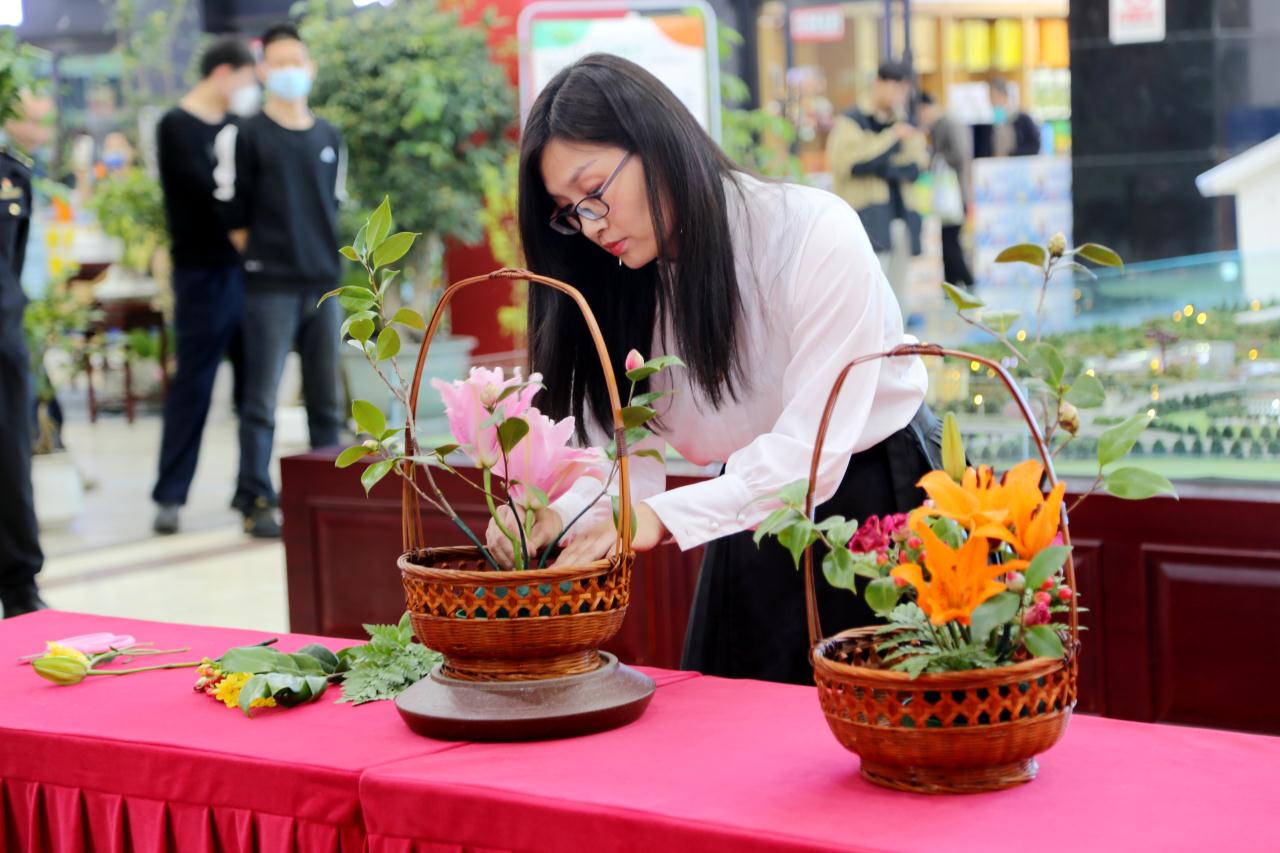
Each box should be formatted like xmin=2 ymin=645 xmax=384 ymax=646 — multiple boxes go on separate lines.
xmin=395 ymin=652 xmax=655 ymax=741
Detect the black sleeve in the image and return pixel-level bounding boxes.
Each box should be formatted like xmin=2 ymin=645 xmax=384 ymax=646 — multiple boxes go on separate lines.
xmin=1014 ymin=114 xmax=1040 ymax=156
xmin=157 ymin=114 xmax=216 ymax=196
xmin=213 ymin=122 xmax=256 ymax=232
xmin=850 ymin=141 xmax=900 ymax=177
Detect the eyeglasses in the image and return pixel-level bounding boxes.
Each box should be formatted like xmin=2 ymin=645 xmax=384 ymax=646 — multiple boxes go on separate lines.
xmin=547 ymin=152 xmax=633 ymax=236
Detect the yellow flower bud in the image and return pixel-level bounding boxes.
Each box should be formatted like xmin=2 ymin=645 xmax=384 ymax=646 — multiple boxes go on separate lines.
xmin=941 ymin=412 xmax=967 ymax=483
xmin=33 ymin=654 xmax=89 ymax=686
xmin=1048 ymin=232 xmax=1067 ymax=259
xmin=1057 ymin=401 xmax=1080 ymax=436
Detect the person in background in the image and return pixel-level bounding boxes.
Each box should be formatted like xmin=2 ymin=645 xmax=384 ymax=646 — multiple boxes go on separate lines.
xmin=989 ymin=77 xmax=1040 ymax=157
xmin=826 ymin=61 xmax=928 ymax=325
xmin=214 ymin=22 xmax=347 ymax=538
xmin=151 ymin=37 xmax=259 ymax=535
xmin=916 ymin=92 xmax=974 ymax=289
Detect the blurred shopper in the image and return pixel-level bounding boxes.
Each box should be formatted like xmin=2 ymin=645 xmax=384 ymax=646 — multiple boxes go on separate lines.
xmin=827 ymin=61 xmax=928 ymax=323
xmin=989 ymin=77 xmax=1040 ymax=157
xmin=916 ymin=93 xmax=974 ymax=289
xmin=0 ymin=140 xmax=45 ymax=617
xmin=151 ymin=37 xmax=258 ymax=535
xmin=215 ymin=22 xmax=346 ymax=538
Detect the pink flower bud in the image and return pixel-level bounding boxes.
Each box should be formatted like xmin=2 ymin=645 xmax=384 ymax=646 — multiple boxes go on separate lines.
xmin=1034 ymin=591 xmax=1052 ymax=606
xmin=1023 ymin=601 xmax=1051 ymax=627
xmin=625 ymin=350 xmax=645 ymax=372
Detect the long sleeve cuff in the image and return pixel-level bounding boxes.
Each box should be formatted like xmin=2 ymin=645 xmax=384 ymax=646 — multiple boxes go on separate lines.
xmin=643 ymin=472 xmax=757 ymax=551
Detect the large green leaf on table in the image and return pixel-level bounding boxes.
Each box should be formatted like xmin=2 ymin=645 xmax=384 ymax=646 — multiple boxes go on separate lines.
xmin=1098 ymin=413 xmax=1153 ymax=467
xmin=621 ymin=405 xmax=657 ymax=429
xmin=1075 ymin=243 xmax=1123 ymax=268
xmin=367 ymin=196 xmax=392 ymax=250
xmin=352 ymin=399 xmax=386 ymax=438
xmin=1023 ymin=624 xmax=1065 ymax=660
xmin=1029 ymin=343 xmax=1066 ymax=388
xmin=865 ymin=577 xmax=902 ymax=616
xmin=1024 ymin=545 xmax=1072 ymax=595
xmin=372 ymin=232 xmax=418 ymax=269
xmin=979 ymin=309 xmax=1020 ymax=335
xmin=361 ymin=458 xmax=395 ymax=494
xmin=777 ymin=519 xmax=819 ymax=569
xmin=942 ymin=281 xmax=984 ymax=311
xmin=778 ymin=478 xmax=810 ymax=510
xmin=220 ymin=646 xmax=287 ymax=674
xmin=969 ymin=592 xmax=1021 ymax=646
xmin=1065 ymin=372 xmax=1106 ymax=408
xmin=995 ymin=243 xmax=1047 ymax=268
xmin=823 ymin=547 xmax=858 ymax=592
xmin=335 ymin=445 xmax=373 ymax=468
xmin=238 ymin=674 xmax=274 ymax=715
xmin=392 ymin=307 xmax=425 ymax=331
xmin=496 ymin=417 xmax=530 ymax=455
xmin=288 ymin=652 xmax=328 ymax=675
xmin=1104 ymin=466 xmax=1177 ymax=500
xmin=296 ymin=644 xmax=339 ymax=673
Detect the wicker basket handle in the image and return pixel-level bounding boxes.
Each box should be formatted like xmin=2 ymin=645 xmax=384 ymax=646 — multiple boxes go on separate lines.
xmin=401 ymin=267 xmax=632 ymax=558
xmin=801 ymin=343 xmax=1078 ymax=651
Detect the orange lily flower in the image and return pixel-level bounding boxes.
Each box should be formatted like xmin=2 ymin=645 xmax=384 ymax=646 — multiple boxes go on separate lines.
xmin=913 ymin=465 xmax=1010 ymax=538
xmin=1000 ymin=460 xmax=1068 ymax=565
xmin=890 ymin=516 xmax=1007 ymax=626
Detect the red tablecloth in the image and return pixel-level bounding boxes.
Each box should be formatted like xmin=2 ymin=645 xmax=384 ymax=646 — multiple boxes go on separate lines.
xmin=359 ymin=675 xmax=1280 ymax=853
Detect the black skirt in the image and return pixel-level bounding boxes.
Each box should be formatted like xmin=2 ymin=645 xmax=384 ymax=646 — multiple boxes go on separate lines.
xmin=681 ymin=405 xmax=944 ymax=685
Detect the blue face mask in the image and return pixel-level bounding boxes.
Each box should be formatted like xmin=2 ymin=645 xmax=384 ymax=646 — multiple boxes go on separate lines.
xmin=266 ymin=67 xmax=312 ymax=101
xmin=992 ymin=105 xmax=1008 ymax=125
xmin=103 ymin=152 xmax=126 ymax=170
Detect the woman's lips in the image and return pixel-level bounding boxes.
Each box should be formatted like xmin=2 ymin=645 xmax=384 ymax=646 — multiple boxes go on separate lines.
xmin=604 ymin=239 xmax=628 ymax=256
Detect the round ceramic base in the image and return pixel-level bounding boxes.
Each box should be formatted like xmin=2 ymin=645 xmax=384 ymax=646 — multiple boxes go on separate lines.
xmin=394 ymin=652 xmax=656 ymax=741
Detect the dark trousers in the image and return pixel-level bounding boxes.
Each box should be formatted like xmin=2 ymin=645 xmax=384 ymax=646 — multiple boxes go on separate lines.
xmin=152 ymin=264 xmax=245 ymax=506
xmin=232 ymin=285 xmax=342 ymax=512
xmin=942 ymin=224 xmax=974 ymax=288
xmin=0 ymin=298 xmax=42 ymax=594
xmin=682 ymin=406 xmax=944 ymax=685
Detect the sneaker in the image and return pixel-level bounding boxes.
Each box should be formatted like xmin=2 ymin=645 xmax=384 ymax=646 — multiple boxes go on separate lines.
xmin=243 ymin=500 xmax=282 ymax=539
xmin=154 ymin=503 xmax=180 ymax=535
xmin=1 ymin=583 xmax=49 ymax=619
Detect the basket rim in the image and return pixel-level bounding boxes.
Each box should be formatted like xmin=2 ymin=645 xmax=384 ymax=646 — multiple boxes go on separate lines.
xmin=398 ymin=546 xmax=629 ymax=585
xmin=813 ymin=625 xmax=1072 ymax=686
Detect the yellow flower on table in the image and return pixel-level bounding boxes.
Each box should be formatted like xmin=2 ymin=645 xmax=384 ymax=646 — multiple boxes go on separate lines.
xmin=212 ymin=672 xmax=277 ymax=710
xmin=890 ymin=517 xmax=1007 ymax=626
xmin=45 ymin=642 xmax=91 ymax=665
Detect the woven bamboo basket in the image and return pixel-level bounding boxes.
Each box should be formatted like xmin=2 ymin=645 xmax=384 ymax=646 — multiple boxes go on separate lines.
xmin=398 ymin=269 xmax=636 ymax=683
xmin=802 ymin=344 xmax=1079 ymax=793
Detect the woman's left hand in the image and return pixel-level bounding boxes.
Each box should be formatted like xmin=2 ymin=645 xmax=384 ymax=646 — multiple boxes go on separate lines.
xmin=552 ymin=502 xmax=668 ymax=567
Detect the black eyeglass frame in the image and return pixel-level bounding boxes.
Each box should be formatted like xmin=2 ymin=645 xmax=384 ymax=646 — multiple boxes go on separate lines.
xmin=547 ymin=152 xmax=634 ymax=236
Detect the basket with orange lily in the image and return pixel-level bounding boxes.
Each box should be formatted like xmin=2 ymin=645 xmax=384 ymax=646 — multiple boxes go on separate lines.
xmin=758 ymin=344 xmax=1087 ymax=794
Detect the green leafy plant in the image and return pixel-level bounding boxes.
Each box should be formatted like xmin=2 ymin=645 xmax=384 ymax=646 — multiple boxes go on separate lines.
xmin=194 ymin=641 xmax=337 ymax=717
xmin=718 ymin=25 xmax=801 ymax=178
xmin=334 ymin=613 xmax=441 ymax=705
xmin=0 ymin=30 xmax=40 ymax=125
xmin=23 ymin=288 xmax=97 ymax=454
xmin=85 ymin=167 xmax=167 ymax=274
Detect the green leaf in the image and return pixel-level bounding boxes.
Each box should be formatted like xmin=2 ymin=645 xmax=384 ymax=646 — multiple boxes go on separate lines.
xmin=1024 ymin=624 xmax=1065 ymax=659
xmin=1061 ymin=261 xmax=1098 ymax=280
xmin=296 ymin=643 xmax=339 ymax=673
xmin=348 ymin=317 xmax=375 ymax=343
xmin=634 ymin=448 xmax=666 ymax=463
xmin=353 ymin=223 xmax=368 ymax=259
xmin=969 ymin=592 xmax=1021 ymax=646
xmin=625 ymin=366 xmax=658 ymax=383
xmin=753 ymin=507 xmax=798 ymax=545
xmin=219 ymin=646 xmax=284 ymax=674
xmin=367 ymin=196 xmax=392 ymax=250
xmin=317 ymin=287 xmax=342 ymax=306
xmin=288 ymin=652 xmax=327 ymax=674
xmin=339 ymin=245 xmax=360 ymax=262
xmin=850 ymin=553 xmax=882 ymax=580
xmin=340 ymin=294 xmax=376 ymax=313
xmin=643 ymin=354 xmax=686 ymax=371
xmin=631 ymin=390 xmax=671 ymax=407
xmin=340 ymin=310 xmax=378 ymax=340
xmin=942 ymin=281 xmax=984 ymax=311
xmin=1025 ymin=545 xmax=1072 ymax=593
xmin=941 ymin=412 xmax=966 ymax=483
xmin=778 ymin=478 xmax=810 ymax=510
xmin=1104 ymin=467 xmax=1177 ymax=500
xmin=391 ymin=307 xmax=426 ymax=330
xmin=336 ymin=445 xmax=373 ymax=468
xmin=238 ymin=674 xmax=273 ymax=716
xmin=1098 ymin=413 xmax=1152 ymax=467
xmin=865 ymin=577 xmax=902 ymax=616
xmin=352 ymin=400 xmax=386 ymax=438
xmin=823 ymin=548 xmax=857 ymax=591
xmin=777 ymin=520 xmax=818 ymax=569
xmin=361 ymin=459 xmax=395 ymax=495
xmin=995 ymin=243 xmax=1047 ymax=267
xmin=1075 ymin=242 xmax=1123 ymax=268
xmin=496 ymin=417 xmax=529 ymax=454
xmin=1029 ymin=343 xmax=1066 ymax=388
xmin=1065 ymin=372 xmax=1106 ymax=408
xmin=622 ymin=427 xmax=652 ymax=448
xmin=378 ymin=268 xmax=400 ymax=297
xmin=979 ymin=309 xmax=1020 ymax=335
xmin=372 ymin=231 xmax=418 ymax=269
xmin=433 ymin=443 xmax=460 ymax=458
xmin=524 ymin=484 xmax=551 ymax=508
xmin=817 ymin=516 xmax=859 ymax=548
xmin=376 ymin=326 xmax=401 ymax=361
xmin=621 ymin=405 xmax=657 ymax=429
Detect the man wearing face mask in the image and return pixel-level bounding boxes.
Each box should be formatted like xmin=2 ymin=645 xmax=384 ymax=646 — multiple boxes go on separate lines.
xmin=214 ymin=22 xmax=347 ymax=538
xmin=151 ymin=37 xmax=259 ymax=535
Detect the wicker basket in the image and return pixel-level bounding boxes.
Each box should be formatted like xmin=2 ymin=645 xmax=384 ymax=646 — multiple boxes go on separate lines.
xmin=397 ymin=269 xmax=637 ymax=683
xmin=801 ymin=344 xmax=1079 ymax=793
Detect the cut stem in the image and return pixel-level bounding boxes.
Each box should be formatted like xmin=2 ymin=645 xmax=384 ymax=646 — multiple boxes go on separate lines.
xmin=484 ymin=468 xmax=524 ymax=570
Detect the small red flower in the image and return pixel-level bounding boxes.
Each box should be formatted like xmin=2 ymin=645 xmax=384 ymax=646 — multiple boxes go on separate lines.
xmin=1041 ymin=579 xmax=1055 ymax=591
xmin=1057 ymin=586 xmax=1073 ymax=601
xmin=1034 ymin=591 xmax=1052 ymax=606
xmin=893 ymin=576 xmax=908 ymax=588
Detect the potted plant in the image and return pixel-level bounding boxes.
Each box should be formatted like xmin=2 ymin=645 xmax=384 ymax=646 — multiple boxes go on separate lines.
xmin=85 ymin=166 xmax=167 ymax=300
xmin=301 ymin=0 xmax=515 ymax=422
xmin=757 ymin=236 xmax=1176 ymax=792
xmin=326 ymin=201 xmax=681 ymax=740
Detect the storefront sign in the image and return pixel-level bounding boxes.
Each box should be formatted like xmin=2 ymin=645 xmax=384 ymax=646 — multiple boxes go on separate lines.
xmin=1110 ymin=0 xmax=1165 ymax=45
xmin=790 ymin=6 xmax=845 ymax=43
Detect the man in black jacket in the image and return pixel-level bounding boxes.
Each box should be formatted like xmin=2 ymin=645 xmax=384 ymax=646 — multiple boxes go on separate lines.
xmin=215 ymin=22 xmax=347 ymax=537
xmin=990 ymin=77 xmax=1040 ymax=157
xmin=151 ymin=37 xmax=258 ymax=536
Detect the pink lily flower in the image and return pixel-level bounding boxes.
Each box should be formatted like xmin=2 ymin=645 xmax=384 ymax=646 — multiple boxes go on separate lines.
xmin=625 ymin=350 xmax=645 ymax=372
xmin=493 ymin=408 xmax=606 ymax=511
xmin=431 ymin=367 xmax=542 ymax=468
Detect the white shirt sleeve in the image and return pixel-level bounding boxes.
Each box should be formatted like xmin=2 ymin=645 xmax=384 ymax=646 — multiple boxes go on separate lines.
xmin=644 ymin=201 xmax=905 ymax=550
xmin=551 ymin=432 xmax=668 ymax=542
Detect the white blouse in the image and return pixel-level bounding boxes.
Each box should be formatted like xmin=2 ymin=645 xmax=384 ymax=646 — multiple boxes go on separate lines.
xmin=551 ymin=174 xmax=928 ymax=551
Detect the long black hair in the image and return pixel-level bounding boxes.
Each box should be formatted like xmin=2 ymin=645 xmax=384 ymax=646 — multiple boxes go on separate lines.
xmin=519 ymin=54 xmax=746 ymax=442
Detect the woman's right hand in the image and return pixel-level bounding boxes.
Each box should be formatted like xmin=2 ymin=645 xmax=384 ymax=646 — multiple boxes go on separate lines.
xmin=485 ymin=505 xmax=564 ymax=569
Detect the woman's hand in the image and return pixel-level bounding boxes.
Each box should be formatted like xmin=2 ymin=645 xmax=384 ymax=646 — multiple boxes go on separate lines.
xmin=485 ymin=505 xmax=563 ymax=569
xmin=551 ymin=502 xmax=668 ymax=567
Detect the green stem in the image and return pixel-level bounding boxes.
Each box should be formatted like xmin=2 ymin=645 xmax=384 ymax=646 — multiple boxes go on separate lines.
xmin=484 ymin=469 xmax=524 ymax=570
xmin=88 ymin=661 xmax=201 ymax=676
xmin=498 ymin=443 xmax=530 ymax=570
